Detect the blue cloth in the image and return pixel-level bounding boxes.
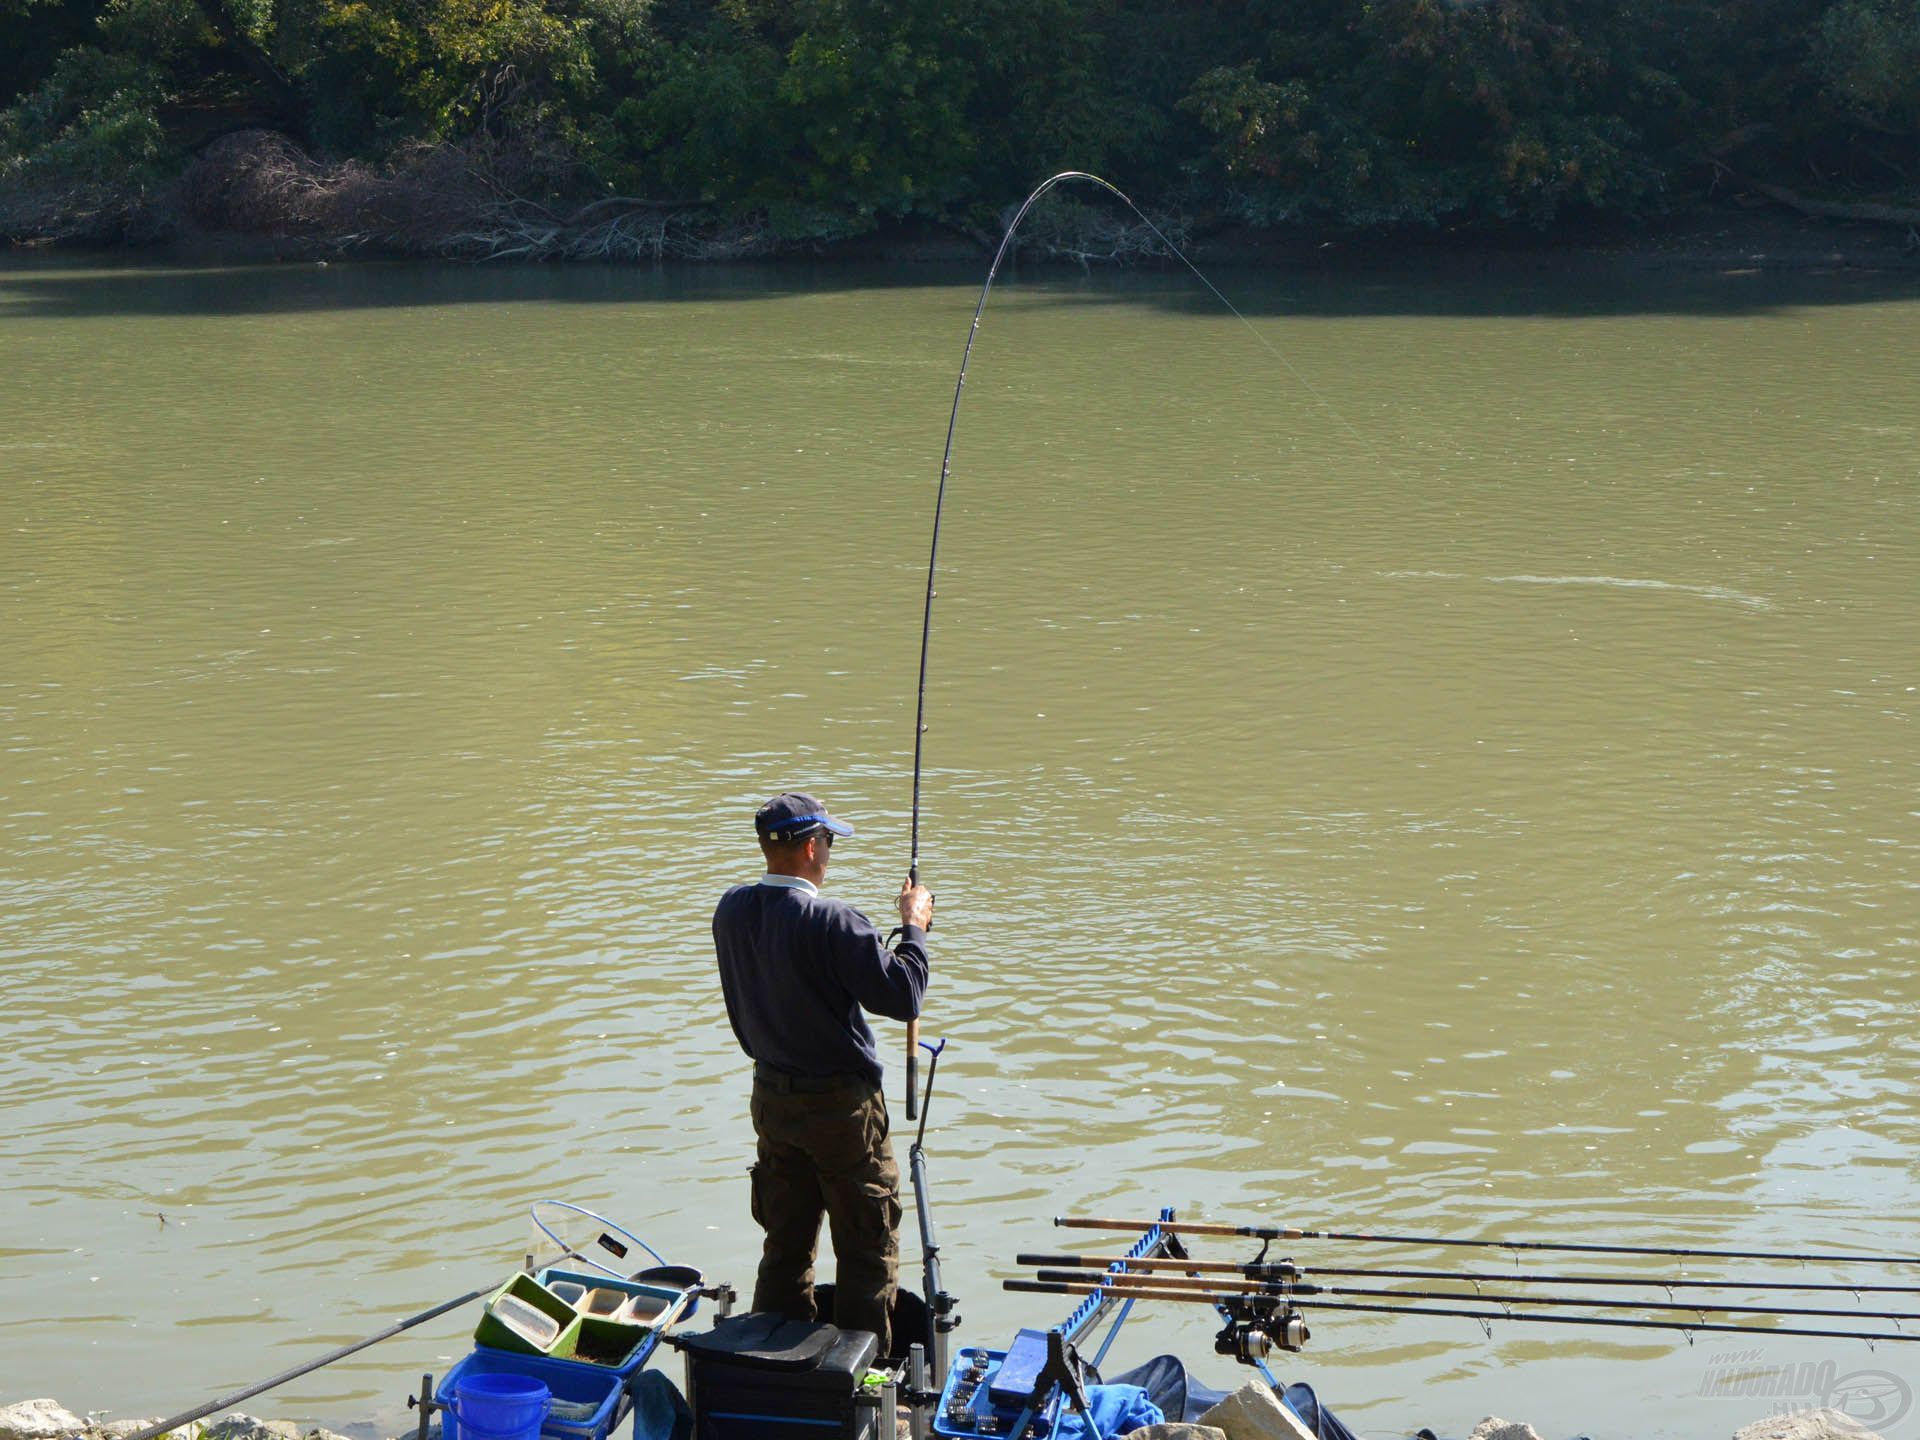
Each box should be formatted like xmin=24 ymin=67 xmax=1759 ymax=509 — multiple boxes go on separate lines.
xmin=628 ymin=1370 xmax=691 ymax=1440
xmin=712 ymin=881 xmax=928 ymax=1084
xmin=1106 ymin=1355 xmax=1228 ymax=1422
xmin=1051 ymin=1383 xmax=1163 ymax=1440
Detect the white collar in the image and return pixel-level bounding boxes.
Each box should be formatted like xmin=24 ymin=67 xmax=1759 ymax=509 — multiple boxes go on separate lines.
xmin=758 ymin=873 xmax=819 ymax=896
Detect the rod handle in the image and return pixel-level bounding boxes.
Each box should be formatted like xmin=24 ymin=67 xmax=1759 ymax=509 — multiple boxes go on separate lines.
xmin=905 ymin=1018 xmax=920 ymax=1120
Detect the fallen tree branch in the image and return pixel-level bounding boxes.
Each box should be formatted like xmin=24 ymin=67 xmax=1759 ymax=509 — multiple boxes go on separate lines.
xmin=1747 ymin=179 xmax=1920 ymax=227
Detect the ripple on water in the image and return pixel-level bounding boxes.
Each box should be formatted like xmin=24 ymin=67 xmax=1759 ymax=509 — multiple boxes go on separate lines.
xmin=2 ymin=261 xmax=1917 ymax=1438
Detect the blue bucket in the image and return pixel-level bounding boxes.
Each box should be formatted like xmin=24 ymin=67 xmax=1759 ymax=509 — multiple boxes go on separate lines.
xmin=454 ymin=1371 xmax=551 ymax=1440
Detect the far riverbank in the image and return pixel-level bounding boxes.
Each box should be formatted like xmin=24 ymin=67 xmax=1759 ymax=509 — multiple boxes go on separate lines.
xmin=4 ymin=132 xmax=1917 ymax=275
xmin=12 ymin=205 xmax=1918 ymax=277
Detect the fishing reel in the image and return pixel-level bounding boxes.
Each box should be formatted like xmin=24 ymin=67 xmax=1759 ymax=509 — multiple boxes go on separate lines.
xmin=1214 ymin=1294 xmax=1309 ymax=1364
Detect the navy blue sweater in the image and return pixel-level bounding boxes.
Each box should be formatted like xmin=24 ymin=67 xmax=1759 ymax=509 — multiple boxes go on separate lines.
xmin=712 ymin=880 xmax=929 ymax=1085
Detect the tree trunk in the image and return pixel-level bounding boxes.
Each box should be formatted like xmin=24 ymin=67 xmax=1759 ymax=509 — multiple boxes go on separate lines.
xmin=191 ymin=0 xmax=308 ymax=144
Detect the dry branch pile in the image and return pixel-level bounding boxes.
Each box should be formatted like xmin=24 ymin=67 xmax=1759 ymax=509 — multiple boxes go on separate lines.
xmin=176 ymin=129 xmax=771 ymax=260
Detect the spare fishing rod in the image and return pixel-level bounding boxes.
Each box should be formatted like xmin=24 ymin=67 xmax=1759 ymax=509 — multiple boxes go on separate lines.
xmin=119 ymin=1200 xmax=681 ymax=1440
xmin=1025 ymin=1268 xmax=1920 ymax=1325
xmin=1054 ymin=1216 xmax=1920 ymax=1267
xmin=1004 ymin=1278 xmax=1920 ymax=1347
xmin=119 ymin=1276 xmax=519 ymax=1440
xmin=901 ymin=171 xmax=1272 ymax=1119
xmin=1018 ymin=1251 xmax=1920 ymax=1294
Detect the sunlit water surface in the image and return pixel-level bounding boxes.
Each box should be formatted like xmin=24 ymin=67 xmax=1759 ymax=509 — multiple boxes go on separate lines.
xmin=2 ymin=256 xmax=1917 ymax=1439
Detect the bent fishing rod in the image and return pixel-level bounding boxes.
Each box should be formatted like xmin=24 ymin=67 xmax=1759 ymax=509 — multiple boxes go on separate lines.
xmin=901 ymin=171 xmax=1267 ymax=1119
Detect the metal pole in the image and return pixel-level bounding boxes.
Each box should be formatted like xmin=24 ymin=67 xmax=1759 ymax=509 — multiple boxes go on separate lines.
xmin=908 ymin=1343 xmax=930 ymax=1440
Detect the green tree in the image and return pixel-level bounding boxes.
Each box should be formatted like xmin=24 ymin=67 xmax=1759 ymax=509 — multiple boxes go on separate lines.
xmin=1182 ymin=0 xmax=1669 ymax=227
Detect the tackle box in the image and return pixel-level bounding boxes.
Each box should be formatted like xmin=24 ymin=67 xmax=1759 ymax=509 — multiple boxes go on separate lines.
xmin=932 ymin=1342 xmax=1060 ymax=1439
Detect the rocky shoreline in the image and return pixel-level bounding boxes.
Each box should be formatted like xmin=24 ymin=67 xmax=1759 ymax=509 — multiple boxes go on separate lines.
xmin=0 ymin=1403 xmax=361 ymax=1440
xmin=2 ymin=1395 xmax=1894 ymax=1440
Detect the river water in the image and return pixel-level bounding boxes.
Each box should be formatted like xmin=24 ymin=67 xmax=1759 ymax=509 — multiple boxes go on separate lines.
xmin=2 ymin=255 xmax=1916 ymax=1439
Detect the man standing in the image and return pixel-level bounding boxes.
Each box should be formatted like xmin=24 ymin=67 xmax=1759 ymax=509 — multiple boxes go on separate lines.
xmin=712 ymin=791 xmax=934 ymax=1357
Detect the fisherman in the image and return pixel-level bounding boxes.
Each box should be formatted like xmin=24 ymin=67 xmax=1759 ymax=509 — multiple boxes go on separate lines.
xmin=712 ymin=791 xmax=934 ymax=1357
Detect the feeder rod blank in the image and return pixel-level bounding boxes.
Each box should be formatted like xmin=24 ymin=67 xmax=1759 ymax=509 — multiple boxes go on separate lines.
xmin=904 ymin=173 xmax=1173 ymax=1127
xmin=1052 ymin=1217 xmax=1920 ymax=1268
xmin=1026 ymin=1270 xmax=1920 ymax=1324
xmin=1018 ymin=1252 xmax=1297 ymax=1277
xmin=1015 ymin=1253 xmax=1920 ymax=1293
xmin=1003 ymin=1279 xmax=1920 ymax=1346
xmin=909 ymin=173 xmax=1132 ymax=878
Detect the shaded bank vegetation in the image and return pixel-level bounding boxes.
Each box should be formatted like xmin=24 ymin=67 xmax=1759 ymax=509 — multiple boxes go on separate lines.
xmin=4 ymin=0 xmax=1919 ymax=256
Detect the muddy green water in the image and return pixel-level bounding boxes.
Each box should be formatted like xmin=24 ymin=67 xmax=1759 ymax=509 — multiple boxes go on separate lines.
xmin=2 ymin=256 xmax=1917 ymax=1439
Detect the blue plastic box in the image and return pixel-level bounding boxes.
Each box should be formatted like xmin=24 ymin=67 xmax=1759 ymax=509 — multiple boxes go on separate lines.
xmin=437 ymin=1348 xmax=628 ymax=1440
xmin=933 ymin=1346 xmax=1059 ymax=1440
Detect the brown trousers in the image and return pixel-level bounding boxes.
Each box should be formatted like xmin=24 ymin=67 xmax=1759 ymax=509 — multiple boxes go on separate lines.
xmin=748 ymin=1076 xmax=902 ymax=1357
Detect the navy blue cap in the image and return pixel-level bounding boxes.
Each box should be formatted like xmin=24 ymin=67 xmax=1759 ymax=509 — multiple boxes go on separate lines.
xmin=755 ymin=792 xmax=855 ymax=843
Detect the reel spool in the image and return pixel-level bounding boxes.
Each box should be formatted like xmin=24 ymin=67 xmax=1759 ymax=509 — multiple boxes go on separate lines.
xmin=1215 ymin=1298 xmax=1310 ymax=1364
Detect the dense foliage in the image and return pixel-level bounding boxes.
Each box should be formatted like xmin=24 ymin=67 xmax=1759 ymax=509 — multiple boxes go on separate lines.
xmin=4 ymin=0 xmax=1918 ymax=243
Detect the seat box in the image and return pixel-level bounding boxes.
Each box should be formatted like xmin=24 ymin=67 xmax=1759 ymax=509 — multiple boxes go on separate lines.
xmin=680 ymin=1313 xmax=881 ymax=1440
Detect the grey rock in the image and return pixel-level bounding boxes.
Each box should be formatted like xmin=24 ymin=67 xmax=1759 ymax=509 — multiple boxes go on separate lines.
xmin=1197 ymin=1383 xmax=1317 ymax=1440
xmin=0 ymin=1406 xmax=356 ymax=1440
xmin=1468 ymin=1422 xmax=1546 ymax=1440
xmin=189 ymin=1418 xmax=351 ymax=1440
xmin=1119 ymin=1426 xmax=1228 ymax=1440
xmin=201 ymin=1418 xmax=302 ymax=1440
xmin=1732 ymin=1411 xmax=1887 ymax=1440
xmin=0 ymin=1401 xmax=88 ymax=1440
